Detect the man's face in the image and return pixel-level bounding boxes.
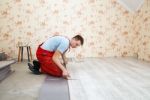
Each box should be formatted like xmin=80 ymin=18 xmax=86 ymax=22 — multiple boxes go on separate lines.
xmin=71 ymin=39 xmax=81 ymax=48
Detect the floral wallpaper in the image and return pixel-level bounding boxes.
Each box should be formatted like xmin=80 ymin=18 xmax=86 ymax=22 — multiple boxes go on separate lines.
xmin=0 ymin=0 xmax=149 ymax=61
xmin=133 ymin=0 xmax=150 ymax=61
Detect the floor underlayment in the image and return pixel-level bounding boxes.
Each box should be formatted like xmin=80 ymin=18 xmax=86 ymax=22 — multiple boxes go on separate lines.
xmin=38 ymin=76 xmax=70 ymax=100
xmin=0 ymin=57 xmax=150 ymax=100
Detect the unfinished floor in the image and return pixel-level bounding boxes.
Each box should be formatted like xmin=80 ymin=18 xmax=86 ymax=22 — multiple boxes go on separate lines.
xmin=0 ymin=57 xmax=150 ymax=100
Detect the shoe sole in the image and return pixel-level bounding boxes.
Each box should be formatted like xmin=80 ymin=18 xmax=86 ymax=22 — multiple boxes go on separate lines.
xmin=28 ymin=63 xmax=41 ymax=75
xmin=28 ymin=63 xmax=34 ymax=72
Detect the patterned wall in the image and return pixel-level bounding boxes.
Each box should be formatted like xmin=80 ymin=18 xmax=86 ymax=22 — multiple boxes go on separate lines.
xmin=133 ymin=0 xmax=150 ymax=61
xmin=0 ymin=0 xmax=149 ymax=61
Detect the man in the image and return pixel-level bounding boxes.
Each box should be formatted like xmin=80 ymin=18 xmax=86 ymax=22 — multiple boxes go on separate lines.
xmin=28 ymin=35 xmax=84 ymax=79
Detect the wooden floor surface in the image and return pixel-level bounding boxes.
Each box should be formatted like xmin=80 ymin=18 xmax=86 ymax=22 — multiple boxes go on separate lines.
xmin=67 ymin=57 xmax=150 ymax=100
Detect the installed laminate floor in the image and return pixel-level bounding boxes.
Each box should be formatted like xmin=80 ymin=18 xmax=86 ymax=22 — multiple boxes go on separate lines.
xmin=67 ymin=57 xmax=150 ymax=100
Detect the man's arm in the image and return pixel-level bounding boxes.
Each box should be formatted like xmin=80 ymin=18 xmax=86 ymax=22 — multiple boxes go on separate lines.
xmin=52 ymin=50 xmax=69 ymax=78
xmin=62 ymin=53 xmax=68 ymax=67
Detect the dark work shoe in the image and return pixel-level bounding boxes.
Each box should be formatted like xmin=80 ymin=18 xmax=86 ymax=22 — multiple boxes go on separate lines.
xmin=33 ymin=70 xmax=41 ymax=75
xmin=28 ymin=63 xmax=41 ymax=75
xmin=33 ymin=60 xmax=40 ymax=70
xmin=28 ymin=63 xmax=34 ymax=72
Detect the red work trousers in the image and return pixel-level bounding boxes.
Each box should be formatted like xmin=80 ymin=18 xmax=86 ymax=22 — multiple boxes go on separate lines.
xmin=36 ymin=45 xmax=62 ymax=77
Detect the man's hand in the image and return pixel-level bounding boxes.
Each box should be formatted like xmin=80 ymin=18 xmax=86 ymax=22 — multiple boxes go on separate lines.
xmin=52 ymin=50 xmax=70 ymax=79
xmin=62 ymin=69 xmax=70 ymax=79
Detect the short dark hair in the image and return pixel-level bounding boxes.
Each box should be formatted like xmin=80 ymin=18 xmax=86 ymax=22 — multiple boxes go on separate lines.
xmin=73 ymin=35 xmax=84 ymax=45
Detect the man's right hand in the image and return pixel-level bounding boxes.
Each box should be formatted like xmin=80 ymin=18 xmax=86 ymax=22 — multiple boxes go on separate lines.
xmin=52 ymin=50 xmax=70 ymax=79
xmin=62 ymin=69 xmax=70 ymax=79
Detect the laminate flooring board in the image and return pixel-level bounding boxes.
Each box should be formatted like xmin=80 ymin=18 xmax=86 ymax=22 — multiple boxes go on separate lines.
xmin=0 ymin=70 xmax=14 ymax=82
xmin=0 ymin=60 xmax=16 ymax=69
xmin=0 ymin=60 xmax=15 ymax=82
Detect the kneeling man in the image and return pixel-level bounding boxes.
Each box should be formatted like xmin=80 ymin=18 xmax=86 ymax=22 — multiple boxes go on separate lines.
xmin=28 ymin=35 xmax=84 ymax=79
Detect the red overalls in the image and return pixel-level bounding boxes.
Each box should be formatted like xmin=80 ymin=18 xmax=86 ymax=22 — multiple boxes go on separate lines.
xmin=36 ymin=38 xmax=69 ymax=77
